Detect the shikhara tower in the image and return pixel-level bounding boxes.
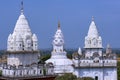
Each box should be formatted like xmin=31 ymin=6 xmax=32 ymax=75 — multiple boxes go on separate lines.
xmin=73 ymin=17 xmax=117 ymax=80
xmin=7 ymin=2 xmax=38 ymax=67
xmin=52 ymin=21 xmax=64 ymax=53
xmin=46 ymin=22 xmax=73 ymax=74
xmin=84 ymin=17 xmax=102 ymax=58
xmin=1 ymin=2 xmax=54 ymax=78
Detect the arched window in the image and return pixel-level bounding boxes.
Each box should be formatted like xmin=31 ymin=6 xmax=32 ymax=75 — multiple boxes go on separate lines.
xmin=27 ymin=70 xmax=29 ymax=75
xmin=34 ymin=70 xmax=36 ymax=74
xmin=19 ymin=44 xmax=22 ymax=47
xmin=40 ymin=70 xmax=41 ymax=74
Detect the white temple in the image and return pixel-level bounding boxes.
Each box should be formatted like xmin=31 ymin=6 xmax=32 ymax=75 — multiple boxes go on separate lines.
xmin=7 ymin=2 xmax=38 ymax=67
xmin=0 ymin=2 xmax=117 ymax=79
xmin=46 ymin=22 xmax=73 ymax=74
xmin=73 ymin=17 xmax=117 ymax=80
xmin=0 ymin=2 xmax=54 ymax=78
xmin=84 ymin=17 xmax=102 ymax=58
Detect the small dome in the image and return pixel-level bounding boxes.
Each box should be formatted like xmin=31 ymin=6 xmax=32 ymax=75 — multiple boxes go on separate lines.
xmin=88 ymin=20 xmax=99 ymax=38
xmin=98 ymin=36 xmax=102 ymax=40
xmin=13 ymin=13 xmax=32 ymax=36
xmin=32 ymin=34 xmax=38 ymax=41
xmin=107 ymin=44 xmax=111 ymax=49
xmin=78 ymin=47 xmax=82 ymax=55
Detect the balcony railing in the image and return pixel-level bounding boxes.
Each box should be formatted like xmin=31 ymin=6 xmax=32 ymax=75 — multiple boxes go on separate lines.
xmin=74 ymin=62 xmax=117 ymax=68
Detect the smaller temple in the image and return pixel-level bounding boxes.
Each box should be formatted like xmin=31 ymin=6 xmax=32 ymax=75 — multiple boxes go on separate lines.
xmin=46 ymin=21 xmax=73 ymax=75
xmin=72 ymin=17 xmax=117 ymax=80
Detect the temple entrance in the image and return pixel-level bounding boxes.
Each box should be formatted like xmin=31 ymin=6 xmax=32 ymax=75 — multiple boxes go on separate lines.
xmin=95 ymin=76 xmax=98 ymax=80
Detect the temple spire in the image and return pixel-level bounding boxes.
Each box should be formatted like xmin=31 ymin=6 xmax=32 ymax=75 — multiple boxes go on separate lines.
xmin=21 ymin=1 xmax=24 ymax=14
xmin=87 ymin=16 xmax=99 ymax=37
xmin=58 ymin=21 xmax=60 ymax=29
xmin=92 ymin=16 xmax=94 ymax=21
xmin=106 ymin=44 xmax=112 ymax=54
xmin=78 ymin=47 xmax=82 ymax=55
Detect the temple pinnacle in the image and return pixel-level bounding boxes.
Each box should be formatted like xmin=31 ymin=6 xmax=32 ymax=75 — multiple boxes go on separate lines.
xmin=21 ymin=1 xmax=24 ymax=14
xmin=58 ymin=21 xmax=60 ymax=29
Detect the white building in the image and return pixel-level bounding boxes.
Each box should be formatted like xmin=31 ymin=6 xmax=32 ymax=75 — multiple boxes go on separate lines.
xmin=73 ymin=17 xmax=117 ymax=80
xmin=7 ymin=2 xmax=38 ymax=67
xmin=46 ymin=22 xmax=73 ymax=75
xmin=1 ymin=2 xmax=54 ymax=78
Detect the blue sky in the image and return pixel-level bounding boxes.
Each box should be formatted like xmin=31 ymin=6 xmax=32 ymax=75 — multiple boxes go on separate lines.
xmin=0 ymin=0 xmax=120 ymax=49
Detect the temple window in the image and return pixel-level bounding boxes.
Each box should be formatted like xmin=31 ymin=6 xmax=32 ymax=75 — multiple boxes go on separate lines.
xmin=40 ymin=70 xmax=41 ymax=74
xmin=60 ymin=40 xmax=62 ymax=42
xmin=19 ymin=44 xmax=21 ymax=47
xmin=34 ymin=70 xmax=36 ymax=74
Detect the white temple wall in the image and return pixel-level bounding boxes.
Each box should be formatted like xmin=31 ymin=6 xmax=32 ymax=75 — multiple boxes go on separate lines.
xmin=85 ymin=48 xmax=102 ymax=57
xmin=74 ymin=68 xmax=117 ymax=80
xmin=7 ymin=53 xmax=38 ymax=67
xmin=2 ymin=67 xmax=53 ymax=77
xmin=103 ymin=68 xmax=117 ymax=80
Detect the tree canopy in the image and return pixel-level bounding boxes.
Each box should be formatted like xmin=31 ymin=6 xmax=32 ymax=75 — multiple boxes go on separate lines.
xmin=55 ymin=73 xmax=94 ymax=80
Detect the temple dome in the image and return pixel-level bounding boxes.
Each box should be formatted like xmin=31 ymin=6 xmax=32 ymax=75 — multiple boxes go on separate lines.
xmin=87 ymin=18 xmax=99 ymax=38
xmin=7 ymin=2 xmax=38 ymax=52
xmin=32 ymin=34 xmax=38 ymax=41
xmin=53 ymin=22 xmax=64 ymax=46
xmin=13 ymin=13 xmax=32 ymax=36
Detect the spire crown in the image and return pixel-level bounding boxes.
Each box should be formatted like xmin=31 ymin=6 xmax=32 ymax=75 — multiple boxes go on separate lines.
xmin=92 ymin=16 xmax=94 ymax=21
xmin=78 ymin=47 xmax=82 ymax=55
xmin=107 ymin=44 xmax=111 ymax=49
xmin=58 ymin=21 xmax=60 ymax=29
xmin=21 ymin=1 xmax=24 ymax=14
xmin=106 ymin=44 xmax=112 ymax=54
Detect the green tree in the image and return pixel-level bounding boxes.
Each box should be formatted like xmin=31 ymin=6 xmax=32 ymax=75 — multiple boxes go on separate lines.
xmin=55 ymin=73 xmax=94 ymax=80
xmin=55 ymin=73 xmax=77 ymax=80
xmin=80 ymin=77 xmax=94 ymax=80
xmin=118 ymin=61 xmax=120 ymax=80
xmin=38 ymin=54 xmax=51 ymax=64
xmin=0 ymin=70 xmax=2 ymax=76
xmin=43 ymin=68 xmax=46 ymax=76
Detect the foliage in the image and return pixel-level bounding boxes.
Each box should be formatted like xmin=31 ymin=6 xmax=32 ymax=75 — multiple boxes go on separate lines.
xmin=117 ymin=54 xmax=120 ymax=58
xmin=67 ymin=53 xmax=72 ymax=59
xmin=55 ymin=73 xmax=77 ymax=80
xmin=43 ymin=68 xmax=46 ymax=76
xmin=40 ymin=54 xmax=51 ymax=62
xmin=55 ymin=73 xmax=94 ymax=80
xmin=0 ymin=70 xmax=2 ymax=76
xmin=38 ymin=49 xmax=51 ymax=63
xmin=118 ymin=61 xmax=120 ymax=80
xmin=79 ymin=77 xmax=94 ymax=80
